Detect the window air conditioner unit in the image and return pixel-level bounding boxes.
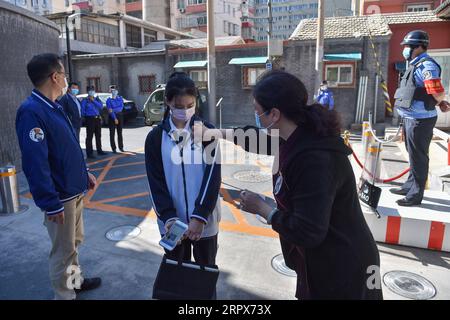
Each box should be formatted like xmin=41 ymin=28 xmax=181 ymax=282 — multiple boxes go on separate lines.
xmin=179 ymin=8 xmax=186 ymax=13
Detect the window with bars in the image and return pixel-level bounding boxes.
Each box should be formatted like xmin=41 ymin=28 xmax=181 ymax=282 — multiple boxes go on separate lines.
xmin=406 ymin=4 xmax=431 ymax=12
xmin=189 ymin=70 xmax=208 ymax=88
xmin=126 ymin=24 xmax=142 ymax=48
xmin=324 ymin=62 xmax=355 ymax=88
xmin=87 ymin=77 xmax=101 ymax=92
xmin=242 ymin=66 xmax=265 ymax=88
xmin=139 ymin=75 xmax=156 ymax=94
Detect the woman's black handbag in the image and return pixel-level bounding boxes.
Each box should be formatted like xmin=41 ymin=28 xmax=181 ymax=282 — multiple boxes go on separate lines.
xmin=152 ymin=255 xmax=220 ymax=300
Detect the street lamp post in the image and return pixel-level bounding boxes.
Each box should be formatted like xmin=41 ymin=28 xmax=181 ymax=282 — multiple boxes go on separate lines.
xmin=65 ymin=12 xmax=84 ymax=83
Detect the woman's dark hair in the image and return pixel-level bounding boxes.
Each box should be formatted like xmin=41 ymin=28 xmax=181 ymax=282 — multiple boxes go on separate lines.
xmin=163 ymin=72 xmax=198 ymax=119
xmin=253 ymin=70 xmax=341 ymax=137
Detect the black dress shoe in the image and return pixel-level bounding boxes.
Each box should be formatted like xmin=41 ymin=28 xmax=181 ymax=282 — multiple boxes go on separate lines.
xmin=112 ymin=149 xmax=117 ymax=154
xmin=396 ymin=198 xmax=422 ymax=207
xmin=389 ymin=188 xmax=409 ymax=196
xmin=74 ymin=277 xmax=102 ymax=293
xmin=119 ymin=148 xmax=125 ymax=152
xmin=97 ymin=151 xmax=107 ymax=155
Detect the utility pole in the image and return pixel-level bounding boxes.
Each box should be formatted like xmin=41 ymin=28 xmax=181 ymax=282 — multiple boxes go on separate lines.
xmin=65 ymin=13 xmax=75 ymax=83
xmin=207 ymin=0 xmax=217 ymax=125
xmin=267 ymin=0 xmax=273 ymax=63
xmin=314 ymin=0 xmax=324 ymax=94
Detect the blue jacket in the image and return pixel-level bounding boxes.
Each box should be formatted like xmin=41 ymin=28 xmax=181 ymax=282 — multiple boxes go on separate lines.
xmin=58 ymin=93 xmax=82 ymax=134
xmin=81 ymin=96 xmax=103 ymax=117
xmin=317 ymin=89 xmax=335 ymax=110
xmin=106 ymin=96 xmax=124 ymax=120
xmin=15 ymin=89 xmax=89 ymax=215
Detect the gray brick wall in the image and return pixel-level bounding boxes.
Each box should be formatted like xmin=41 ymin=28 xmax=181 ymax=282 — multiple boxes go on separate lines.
xmin=0 ymin=3 xmax=60 ymax=169
xmin=73 ymin=54 xmax=166 ymax=109
xmin=168 ymin=37 xmax=389 ymax=129
xmin=167 ymin=46 xmax=267 ymax=127
xmin=284 ymin=36 xmax=390 ymax=128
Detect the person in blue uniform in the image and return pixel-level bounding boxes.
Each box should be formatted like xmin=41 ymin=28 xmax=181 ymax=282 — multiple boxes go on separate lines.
xmin=391 ymin=30 xmax=450 ymax=206
xmin=58 ymin=82 xmax=82 ymax=141
xmin=81 ymin=85 xmax=106 ymax=158
xmin=106 ymin=85 xmax=125 ymax=153
xmin=15 ymin=53 xmax=101 ymax=300
xmin=316 ymin=80 xmax=335 ymax=110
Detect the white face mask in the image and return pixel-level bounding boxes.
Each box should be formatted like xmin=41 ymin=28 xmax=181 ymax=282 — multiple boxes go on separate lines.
xmin=170 ymin=106 xmax=196 ymax=123
xmin=57 ymin=76 xmax=68 ymax=98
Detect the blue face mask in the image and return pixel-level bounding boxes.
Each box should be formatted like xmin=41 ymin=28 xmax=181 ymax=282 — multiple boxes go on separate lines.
xmin=71 ymin=88 xmax=79 ymax=95
xmin=112 ymin=90 xmax=118 ymax=97
xmin=255 ymin=111 xmax=274 ymax=132
xmin=88 ymin=91 xmax=95 ymax=97
xmin=402 ymin=47 xmax=412 ymax=60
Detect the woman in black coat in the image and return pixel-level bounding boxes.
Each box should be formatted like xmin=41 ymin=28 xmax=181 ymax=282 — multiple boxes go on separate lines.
xmin=218 ymin=70 xmax=383 ymax=299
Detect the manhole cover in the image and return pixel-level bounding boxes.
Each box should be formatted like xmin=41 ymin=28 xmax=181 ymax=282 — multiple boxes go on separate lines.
xmin=271 ymin=254 xmax=296 ymax=277
xmin=233 ymin=170 xmax=272 ymax=183
xmin=383 ymin=271 xmax=436 ymax=300
xmin=105 ymin=225 xmax=141 ymax=242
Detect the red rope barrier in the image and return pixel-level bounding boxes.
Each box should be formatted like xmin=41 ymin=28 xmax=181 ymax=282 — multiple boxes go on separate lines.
xmin=348 ymin=143 xmax=410 ymax=183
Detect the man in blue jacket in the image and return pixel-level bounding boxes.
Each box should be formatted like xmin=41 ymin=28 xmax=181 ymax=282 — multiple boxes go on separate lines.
xmin=58 ymin=82 xmax=82 ymax=141
xmin=106 ymin=85 xmax=125 ymax=153
xmin=16 ymin=53 xmax=101 ymax=300
xmin=316 ymin=80 xmax=335 ymax=110
xmin=81 ymin=86 xmax=106 ymax=158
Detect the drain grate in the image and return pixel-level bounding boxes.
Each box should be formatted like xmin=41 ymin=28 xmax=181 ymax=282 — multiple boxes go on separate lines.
xmin=105 ymin=225 xmax=141 ymax=242
xmin=233 ymin=170 xmax=272 ymax=183
xmin=271 ymin=254 xmax=296 ymax=277
xmin=383 ymin=271 xmax=436 ymax=300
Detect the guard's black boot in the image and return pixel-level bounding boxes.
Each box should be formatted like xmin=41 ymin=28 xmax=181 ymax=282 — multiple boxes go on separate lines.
xmin=389 ymin=188 xmax=409 ymax=196
xmin=396 ymin=197 xmax=422 ymax=207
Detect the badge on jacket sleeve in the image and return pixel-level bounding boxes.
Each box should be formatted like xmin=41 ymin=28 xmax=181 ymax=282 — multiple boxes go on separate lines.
xmin=423 ymin=70 xmax=432 ymax=80
xmin=29 ymin=128 xmax=45 ymax=142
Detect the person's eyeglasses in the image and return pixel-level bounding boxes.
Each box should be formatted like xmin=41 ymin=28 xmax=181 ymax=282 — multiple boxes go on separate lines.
xmin=47 ymin=71 xmax=67 ymax=79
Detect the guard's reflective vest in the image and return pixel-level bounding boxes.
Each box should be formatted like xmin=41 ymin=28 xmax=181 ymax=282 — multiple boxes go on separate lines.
xmin=394 ymin=57 xmax=441 ymax=111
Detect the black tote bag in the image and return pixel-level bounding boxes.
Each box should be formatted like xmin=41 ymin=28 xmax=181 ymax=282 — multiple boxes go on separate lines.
xmin=152 ymin=255 xmax=219 ymax=300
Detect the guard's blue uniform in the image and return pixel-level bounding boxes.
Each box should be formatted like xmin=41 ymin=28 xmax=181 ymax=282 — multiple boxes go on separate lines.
xmin=106 ymin=96 xmax=124 ymax=121
xmin=81 ymin=97 xmax=103 ymax=116
xmin=396 ymin=52 xmax=440 ymax=119
xmin=15 ymin=89 xmax=89 ymax=215
xmin=395 ymin=52 xmax=444 ymax=203
xmin=317 ymin=89 xmax=335 ymax=110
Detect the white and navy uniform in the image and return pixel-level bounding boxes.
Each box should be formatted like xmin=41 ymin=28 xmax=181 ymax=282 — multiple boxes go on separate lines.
xmin=145 ymin=115 xmax=221 ymax=264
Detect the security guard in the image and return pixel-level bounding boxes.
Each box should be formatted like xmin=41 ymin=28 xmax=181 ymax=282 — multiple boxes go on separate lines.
xmin=81 ymin=85 xmax=106 ymax=158
xmin=391 ymin=30 xmax=450 ymax=206
xmin=316 ymin=80 xmax=335 ymax=110
xmin=16 ymin=53 xmax=101 ymax=299
xmin=106 ymin=85 xmax=125 ymax=153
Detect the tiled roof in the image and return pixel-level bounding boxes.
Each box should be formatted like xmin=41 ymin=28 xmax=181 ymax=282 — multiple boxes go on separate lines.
xmin=290 ymin=11 xmax=445 ymax=41
xmin=168 ymin=36 xmax=245 ymax=49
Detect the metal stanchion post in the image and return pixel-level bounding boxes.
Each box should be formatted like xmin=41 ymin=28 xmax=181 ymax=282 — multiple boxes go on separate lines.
xmin=0 ymin=166 xmax=28 ymax=215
